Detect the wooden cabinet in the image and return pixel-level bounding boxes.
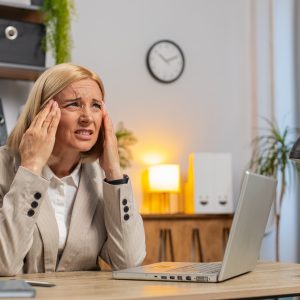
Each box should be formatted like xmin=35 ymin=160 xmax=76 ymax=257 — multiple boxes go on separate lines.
xmin=98 ymin=213 xmax=233 ymax=270
xmin=0 ymin=1 xmax=45 ymax=80
xmin=142 ymin=214 xmax=233 ymax=264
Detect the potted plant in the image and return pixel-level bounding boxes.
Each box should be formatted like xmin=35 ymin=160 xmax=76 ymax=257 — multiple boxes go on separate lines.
xmin=40 ymin=0 xmax=75 ymax=64
xmin=115 ymin=122 xmax=137 ymax=169
xmin=249 ymin=118 xmax=297 ymax=261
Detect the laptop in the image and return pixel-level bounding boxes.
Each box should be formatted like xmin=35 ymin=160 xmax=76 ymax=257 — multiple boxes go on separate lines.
xmin=113 ymin=171 xmax=277 ymax=283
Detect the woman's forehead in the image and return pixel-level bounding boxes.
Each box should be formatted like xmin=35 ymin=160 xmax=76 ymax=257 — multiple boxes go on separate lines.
xmin=57 ymin=79 xmax=102 ymax=100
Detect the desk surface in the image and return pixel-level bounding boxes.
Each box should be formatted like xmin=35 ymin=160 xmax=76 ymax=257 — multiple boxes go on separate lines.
xmin=10 ymin=262 xmax=300 ymax=300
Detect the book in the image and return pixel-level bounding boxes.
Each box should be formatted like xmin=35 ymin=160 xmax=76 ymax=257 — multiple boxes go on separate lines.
xmin=0 ymin=280 xmax=36 ymax=298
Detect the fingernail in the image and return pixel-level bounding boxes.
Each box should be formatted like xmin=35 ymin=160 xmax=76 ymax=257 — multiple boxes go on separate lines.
xmin=53 ymin=101 xmax=58 ymax=108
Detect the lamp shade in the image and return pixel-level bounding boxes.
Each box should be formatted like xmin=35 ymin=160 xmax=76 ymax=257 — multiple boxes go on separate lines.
xmin=148 ymin=164 xmax=180 ymax=193
xmin=289 ymin=137 xmax=300 ymax=162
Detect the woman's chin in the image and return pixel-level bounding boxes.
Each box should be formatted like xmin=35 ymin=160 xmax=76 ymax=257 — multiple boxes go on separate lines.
xmin=77 ymin=145 xmax=94 ymax=152
xmin=73 ymin=141 xmax=95 ymax=152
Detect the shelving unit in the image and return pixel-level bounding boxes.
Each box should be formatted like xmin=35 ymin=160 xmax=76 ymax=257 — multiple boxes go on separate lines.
xmin=0 ymin=1 xmax=45 ymax=81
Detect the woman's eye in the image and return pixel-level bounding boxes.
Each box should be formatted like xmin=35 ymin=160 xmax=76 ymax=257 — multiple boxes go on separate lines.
xmin=93 ymin=103 xmax=102 ymax=109
xmin=66 ymin=102 xmax=79 ymax=107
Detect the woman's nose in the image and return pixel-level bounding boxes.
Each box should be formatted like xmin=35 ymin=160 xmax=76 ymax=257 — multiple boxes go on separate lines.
xmin=78 ymin=112 xmax=93 ymax=124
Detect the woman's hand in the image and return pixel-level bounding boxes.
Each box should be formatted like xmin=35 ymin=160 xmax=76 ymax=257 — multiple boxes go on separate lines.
xmin=99 ymin=104 xmax=123 ymax=181
xmin=19 ymin=100 xmax=61 ymax=176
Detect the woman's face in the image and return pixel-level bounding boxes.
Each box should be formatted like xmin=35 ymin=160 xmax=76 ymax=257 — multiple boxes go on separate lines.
xmin=54 ymin=78 xmax=103 ymax=154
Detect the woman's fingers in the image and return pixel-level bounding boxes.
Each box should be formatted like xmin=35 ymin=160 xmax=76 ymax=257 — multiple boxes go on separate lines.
xmin=19 ymin=101 xmax=60 ymax=176
xmin=42 ymin=101 xmax=58 ymax=131
xmin=99 ymin=103 xmax=122 ymax=180
xmin=48 ymin=104 xmax=61 ymax=135
xmin=102 ymin=103 xmax=114 ymax=139
xmin=31 ymin=100 xmax=54 ymax=129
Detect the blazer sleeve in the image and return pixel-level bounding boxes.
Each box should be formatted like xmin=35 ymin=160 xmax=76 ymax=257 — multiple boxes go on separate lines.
xmin=0 ymin=158 xmax=49 ymax=276
xmin=99 ymin=178 xmax=146 ymax=270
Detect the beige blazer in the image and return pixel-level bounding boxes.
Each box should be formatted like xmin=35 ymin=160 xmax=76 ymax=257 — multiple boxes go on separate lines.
xmin=0 ymin=146 xmax=146 ymax=276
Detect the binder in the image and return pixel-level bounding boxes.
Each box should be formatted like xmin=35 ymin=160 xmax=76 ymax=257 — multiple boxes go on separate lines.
xmin=185 ymin=152 xmax=234 ymax=214
xmin=0 ymin=99 xmax=7 ymax=146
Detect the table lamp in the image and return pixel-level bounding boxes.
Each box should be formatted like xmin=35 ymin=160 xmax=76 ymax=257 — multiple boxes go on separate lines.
xmin=289 ymin=138 xmax=300 ymax=162
xmin=148 ymin=164 xmax=180 ymax=213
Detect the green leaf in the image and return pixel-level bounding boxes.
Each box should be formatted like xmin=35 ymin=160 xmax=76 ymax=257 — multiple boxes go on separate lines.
xmin=42 ymin=0 xmax=75 ymax=64
xmin=115 ymin=122 xmax=137 ymax=169
xmin=250 ymin=118 xmax=297 ymax=179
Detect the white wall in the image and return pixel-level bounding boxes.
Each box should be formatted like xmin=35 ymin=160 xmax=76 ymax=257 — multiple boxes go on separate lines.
xmin=71 ymin=0 xmax=300 ymax=263
xmin=273 ymin=0 xmax=297 ymax=263
xmin=71 ymin=0 xmax=253 ymax=206
xmin=253 ymin=0 xmax=298 ymax=262
xmin=295 ymin=0 xmax=300 ymax=264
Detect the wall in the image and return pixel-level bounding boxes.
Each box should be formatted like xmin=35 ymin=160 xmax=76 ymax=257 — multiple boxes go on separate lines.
xmin=293 ymin=0 xmax=300 ymax=262
xmin=253 ymin=0 xmax=298 ymax=262
xmin=71 ymin=0 xmax=253 ymax=206
xmin=272 ymin=0 xmax=297 ymax=263
xmin=71 ymin=0 xmax=300 ymax=262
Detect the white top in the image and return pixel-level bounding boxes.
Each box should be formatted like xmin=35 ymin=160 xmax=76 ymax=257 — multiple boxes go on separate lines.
xmin=42 ymin=163 xmax=81 ymax=255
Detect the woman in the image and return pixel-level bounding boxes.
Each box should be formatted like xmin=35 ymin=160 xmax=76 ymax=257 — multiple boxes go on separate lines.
xmin=0 ymin=63 xmax=146 ymax=275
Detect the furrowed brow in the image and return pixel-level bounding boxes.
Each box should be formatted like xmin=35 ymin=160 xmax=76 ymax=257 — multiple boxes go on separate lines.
xmin=62 ymin=97 xmax=82 ymax=102
xmin=92 ymin=98 xmax=102 ymax=103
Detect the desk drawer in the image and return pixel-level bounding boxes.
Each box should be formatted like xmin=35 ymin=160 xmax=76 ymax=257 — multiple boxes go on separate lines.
xmin=0 ymin=18 xmax=45 ymax=66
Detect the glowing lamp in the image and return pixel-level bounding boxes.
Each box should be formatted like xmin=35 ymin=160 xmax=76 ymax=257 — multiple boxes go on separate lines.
xmin=148 ymin=164 xmax=180 ymax=193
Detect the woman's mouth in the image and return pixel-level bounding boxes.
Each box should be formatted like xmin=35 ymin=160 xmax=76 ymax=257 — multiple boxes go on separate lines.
xmin=74 ymin=129 xmax=93 ymax=140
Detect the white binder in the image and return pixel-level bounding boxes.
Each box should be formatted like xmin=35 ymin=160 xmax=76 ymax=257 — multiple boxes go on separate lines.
xmin=185 ymin=152 xmax=234 ymax=214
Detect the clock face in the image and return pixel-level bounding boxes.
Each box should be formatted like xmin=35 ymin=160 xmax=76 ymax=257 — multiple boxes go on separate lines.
xmin=146 ymin=40 xmax=185 ymax=83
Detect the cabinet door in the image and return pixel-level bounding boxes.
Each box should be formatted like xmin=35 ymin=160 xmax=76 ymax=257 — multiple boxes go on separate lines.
xmin=143 ymin=217 xmax=232 ymax=264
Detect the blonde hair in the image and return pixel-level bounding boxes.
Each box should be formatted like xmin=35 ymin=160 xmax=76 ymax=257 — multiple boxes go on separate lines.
xmin=7 ymin=63 xmax=105 ymax=162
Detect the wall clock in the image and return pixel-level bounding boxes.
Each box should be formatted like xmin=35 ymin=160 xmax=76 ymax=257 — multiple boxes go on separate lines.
xmin=146 ymin=40 xmax=185 ymax=83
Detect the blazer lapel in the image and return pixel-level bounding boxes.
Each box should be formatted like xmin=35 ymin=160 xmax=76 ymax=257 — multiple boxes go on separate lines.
xmin=57 ymin=163 xmax=101 ymax=271
xmin=13 ymin=152 xmax=59 ymax=272
xmin=36 ymin=194 xmax=59 ymax=272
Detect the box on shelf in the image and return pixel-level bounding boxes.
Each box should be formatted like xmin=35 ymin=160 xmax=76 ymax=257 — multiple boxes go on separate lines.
xmin=0 ymin=18 xmax=45 ymax=67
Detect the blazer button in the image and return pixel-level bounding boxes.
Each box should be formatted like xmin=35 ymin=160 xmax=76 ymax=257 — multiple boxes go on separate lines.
xmin=34 ymin=192 xmax=42 ymax=200
xmin=27 ymin=209 xmax=35 ymax=217
xmin=31 ymin=201 xmax=38 ymax=208
xmin=124 ymin=214 xmax=130 ymax=221
xmin=123 ymin=206 xmax=129 ymax=213
xmin=122 ymin=199 xmax=127 ymax=206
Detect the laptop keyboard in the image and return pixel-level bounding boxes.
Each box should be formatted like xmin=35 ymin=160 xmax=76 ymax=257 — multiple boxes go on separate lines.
xmin=170 ymin=262 xmax=222 ymax=274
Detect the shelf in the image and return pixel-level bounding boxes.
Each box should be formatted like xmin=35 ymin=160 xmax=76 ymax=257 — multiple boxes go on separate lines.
xmin=0 ymin=62 xmax=45 ymax=81
xmin=0 ymin=1 xmax=41 ymax=10
xmin=142 ymin=213 xmax=233 ymax=220
xmin=0 ymin=1 xmax=43 ymax=23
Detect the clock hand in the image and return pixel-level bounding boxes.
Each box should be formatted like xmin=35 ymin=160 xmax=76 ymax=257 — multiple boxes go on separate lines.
xmin=158 ymin=53 xmax=168 ymax=63
xmin=166 ymin=55 xmax=179 ymax=62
